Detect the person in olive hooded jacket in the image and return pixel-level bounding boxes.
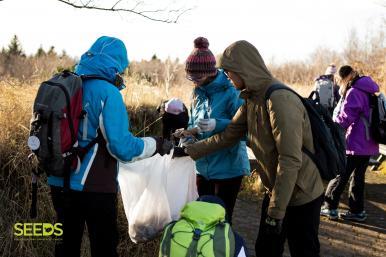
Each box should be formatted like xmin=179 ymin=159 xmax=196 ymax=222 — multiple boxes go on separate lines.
xmin=184 ymin=40 xmax=324 ymax=257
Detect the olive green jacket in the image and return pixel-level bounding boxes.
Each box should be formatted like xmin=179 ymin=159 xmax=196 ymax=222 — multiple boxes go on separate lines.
xmin=186 ymin=41 xmax=324 ymax=219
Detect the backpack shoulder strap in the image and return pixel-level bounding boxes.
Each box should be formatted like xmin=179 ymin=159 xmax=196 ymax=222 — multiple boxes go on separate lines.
xmin=213 ymin=222 xmax=235 ymax=257
xmin=75 ymin=128 xmax=104 ymax=160
xmin=80 ymin=74 xmax=120 ymax=89
xmin=264 ymin=83 xmax=307 ymax=113
xmin=264 ymin=84 xmax=320 ymax=172
xmin=160 ymin=221 xmax=177 ymax=257
xmin=264 ymin=84 xmax=297 ymax=101
xmin=185 ymin=228 xmax=202 ymax=257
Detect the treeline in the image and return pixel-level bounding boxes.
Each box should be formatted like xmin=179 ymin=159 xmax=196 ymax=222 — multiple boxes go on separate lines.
xmin=1 ymin=32 xmax=385 ymax=88
xmin=269 ymin=30 xmax=385 ymax=87
xmin=0 ymin=35 xmax=75 ymax=81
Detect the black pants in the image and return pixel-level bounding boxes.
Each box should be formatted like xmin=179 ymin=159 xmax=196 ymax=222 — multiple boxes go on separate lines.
xmin=50 ymin=186 xmax=118 ymax=257
xmin=255 ymin=194 xmax=323 ymax=257
xmin=324 ymin=155 xmax=370 ymax=213
xmin=196 ymin=175 xmax=243 ymax=223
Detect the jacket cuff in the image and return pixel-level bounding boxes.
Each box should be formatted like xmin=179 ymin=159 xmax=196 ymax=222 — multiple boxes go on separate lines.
xmin=214 ymin=118 xmax=231 ymax=134
xmin=267 ymin=207 xmax=286 ymax=220
xmin=132 ymin=137 xmax=156 ymax=161
xmin=185 ymin=143 xmax=202 ymax=160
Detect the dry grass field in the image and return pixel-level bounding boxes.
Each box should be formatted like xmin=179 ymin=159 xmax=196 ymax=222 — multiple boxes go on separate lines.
xmin=0 ymin=32 xmax=384 ymax=257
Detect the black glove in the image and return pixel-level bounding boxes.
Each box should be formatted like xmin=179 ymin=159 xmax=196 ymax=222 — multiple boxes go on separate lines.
xmin=152 ymin=137 xmax=173 ymax=156
xmin=265 ymin=216 xmax=283 ymax=235
xmin=172 ymin=146 xmax=188 ymax=158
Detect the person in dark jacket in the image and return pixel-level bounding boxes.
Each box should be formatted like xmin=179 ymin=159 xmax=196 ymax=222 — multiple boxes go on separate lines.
xmin=321 ymin=65 xmax=380 ymax=222
xmin=157 ymin=98 xmax=189 ymax=145
xmin=314 ymin=64 xmax=340 ymax=115
xmin=49 ymin=36 xmax=172 ymax=257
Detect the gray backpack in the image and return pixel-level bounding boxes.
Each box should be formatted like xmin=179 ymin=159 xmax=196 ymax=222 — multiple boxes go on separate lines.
xmin=29 ymin=71 xmax=84 ymax=180
xmin=28 ymin=71 xmax=115 ymax=183
xmin=28 ymin=71 xmax=117 ymax=218
xmin=315 ymin=77 xmax=334 ymax=109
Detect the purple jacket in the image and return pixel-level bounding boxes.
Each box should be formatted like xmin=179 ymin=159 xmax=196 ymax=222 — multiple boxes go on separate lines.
xmin=334 ymin=76 xmax=379 ymax=156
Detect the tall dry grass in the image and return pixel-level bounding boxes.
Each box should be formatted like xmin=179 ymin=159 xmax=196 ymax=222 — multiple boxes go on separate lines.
xmin=0 ymin=30 xmax=385 ymax=257
xmin=0 ymin=77 xmax=309 ymax=257
xmin=0 ymin=80 xmax=179 ymax=257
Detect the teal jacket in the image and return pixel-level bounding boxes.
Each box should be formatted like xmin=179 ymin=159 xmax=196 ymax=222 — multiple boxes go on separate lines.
xmin=189 ymin=70 xmax=250 ymax=179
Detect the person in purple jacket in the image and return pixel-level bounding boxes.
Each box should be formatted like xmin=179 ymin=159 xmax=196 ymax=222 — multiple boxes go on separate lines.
xmin=321 ymin=65 xmax=380 ymax=222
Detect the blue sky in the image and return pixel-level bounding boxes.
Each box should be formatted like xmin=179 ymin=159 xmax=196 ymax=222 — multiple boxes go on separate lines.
xmin=0 ymin=0 xmax=384 ymax=63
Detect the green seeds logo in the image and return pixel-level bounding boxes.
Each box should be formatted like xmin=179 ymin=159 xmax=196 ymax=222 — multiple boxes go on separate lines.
xmin=14 ymin=223 xmax=63 ymax=239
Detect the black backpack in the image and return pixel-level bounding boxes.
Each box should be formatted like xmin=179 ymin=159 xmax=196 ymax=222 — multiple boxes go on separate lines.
xmin=265 ymin=84 xmax=346 ymax=181
xmin=368 ymin=93 xmax=386 ymax=144
xmin=356 ymin=89 xmax=386 ymax=144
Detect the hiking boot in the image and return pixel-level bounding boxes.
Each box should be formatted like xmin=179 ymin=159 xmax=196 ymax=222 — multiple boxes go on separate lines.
xmin=339 ymin=211 xmax=367 ymax=222
xmin=320 ymin=207 xmax=338 ymax=220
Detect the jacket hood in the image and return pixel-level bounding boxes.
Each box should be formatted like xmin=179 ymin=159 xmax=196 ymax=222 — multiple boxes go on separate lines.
xmin=352 ymin=76 xmax=379 ymax=94
xmin=195 ymin=70 xmax=231 ymax=96
xmin=75 ymin=36 xmax=129 ymax=89
xmin=217 ymin=40 xmax=278 ymax=97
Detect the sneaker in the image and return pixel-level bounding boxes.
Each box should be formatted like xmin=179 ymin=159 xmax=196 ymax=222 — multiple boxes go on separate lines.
xmin=320 ymin=207 xmax=339 ymax=220
xmin=339 ymin=211 xmax=367 ymax=222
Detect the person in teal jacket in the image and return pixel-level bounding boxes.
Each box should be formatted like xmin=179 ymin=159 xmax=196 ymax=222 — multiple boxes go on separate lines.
xmin=183 ymin=37 xmax=250 ymax=222
xmin=49 ymin=36 xmax=170 ymax=257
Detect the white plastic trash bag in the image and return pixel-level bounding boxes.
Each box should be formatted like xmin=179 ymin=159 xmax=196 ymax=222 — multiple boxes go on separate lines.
xmin=166 ymin=156 xmax=198 ymax=220
xmin=118 ymin=152 xmax=198 ymax=243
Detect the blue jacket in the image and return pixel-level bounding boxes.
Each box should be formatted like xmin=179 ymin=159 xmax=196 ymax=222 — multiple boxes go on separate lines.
xmin=48 ymin=36 xmax=155 ymax=192
xmin=189 ymin=70 xmax=250 ymax=179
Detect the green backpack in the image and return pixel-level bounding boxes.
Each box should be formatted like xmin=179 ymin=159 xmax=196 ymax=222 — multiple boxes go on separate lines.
xmin=159 ymin=201 xmax=235 ymax=257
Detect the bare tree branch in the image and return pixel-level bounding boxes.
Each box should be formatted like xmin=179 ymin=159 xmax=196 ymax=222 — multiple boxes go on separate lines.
xmin=111 ymin=0 xmax=123 ymax=9
xmin=57 ymin=0 xmax=193 ymax=23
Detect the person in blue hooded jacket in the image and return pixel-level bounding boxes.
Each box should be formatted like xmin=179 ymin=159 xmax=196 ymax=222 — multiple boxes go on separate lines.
xmin=48 ymin=36 xmax=171 ymax=257
xmin=179 ymin=37 xmax=250 ymax=222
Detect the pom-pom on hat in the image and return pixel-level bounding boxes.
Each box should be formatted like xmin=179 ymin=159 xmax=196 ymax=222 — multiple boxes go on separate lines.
xmin=185 ymin=37 xmax=217 ymax=78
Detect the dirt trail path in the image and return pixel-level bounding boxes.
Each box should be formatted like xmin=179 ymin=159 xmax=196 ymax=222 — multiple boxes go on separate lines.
xmin=232 ymin=171 xmax=386 ymax=257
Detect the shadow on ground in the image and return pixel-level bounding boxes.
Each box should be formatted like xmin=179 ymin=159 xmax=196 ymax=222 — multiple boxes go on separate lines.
xmin=233 ymin=172 xmax=386 ymax=257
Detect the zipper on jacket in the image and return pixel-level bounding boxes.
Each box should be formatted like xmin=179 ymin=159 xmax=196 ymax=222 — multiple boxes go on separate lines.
xmin=82 ymin=112 xmax=88 ymax=140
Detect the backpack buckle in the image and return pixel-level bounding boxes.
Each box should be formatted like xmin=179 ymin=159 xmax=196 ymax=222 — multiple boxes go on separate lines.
xmin=192 ymin=229 xmax=201 ymax=240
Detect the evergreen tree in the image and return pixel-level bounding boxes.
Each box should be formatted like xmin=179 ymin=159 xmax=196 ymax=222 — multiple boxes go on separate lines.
xmin=151 ymin=54 xmax=158 ymax=61
xmin=36 ymin=45 xmax=46 ymax=57
xmin=60 ymin=49 xmax=67 ymax=58
xmin=7 ymin=35 xmax=24 ymax=57
xmin=47 ymin=46 xmax=56 ymax=56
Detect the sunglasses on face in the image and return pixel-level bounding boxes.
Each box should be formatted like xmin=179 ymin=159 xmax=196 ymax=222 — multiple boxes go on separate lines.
xmin=186 ymin=74 xmax=206 ymax=83
xmin=223 ymin=70 xmax=232 ymax=80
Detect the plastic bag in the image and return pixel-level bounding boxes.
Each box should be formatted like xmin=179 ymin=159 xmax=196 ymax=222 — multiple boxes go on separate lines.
xmin=166 ymin=156 xmax=198 ymax=220
xmin=118 ymin=152 xmax=198 ymax=243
